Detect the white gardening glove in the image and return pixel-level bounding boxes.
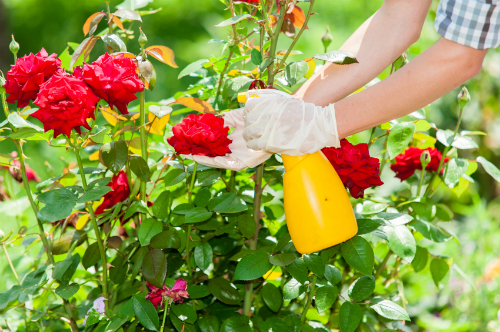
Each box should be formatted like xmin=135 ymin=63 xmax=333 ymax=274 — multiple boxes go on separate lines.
xmin=182 ymin=108 xmax=272 ymax=171
xmin=243 ymin=89 xmax=340 ymax=156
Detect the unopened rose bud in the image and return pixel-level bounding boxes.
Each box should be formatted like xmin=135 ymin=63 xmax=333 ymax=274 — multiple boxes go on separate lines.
xmin=139 ymin=28 xmax=148 ymax=48
xmin=457 ymin=86 xmax=470 ymax=109
xmin=321 ymin=25 xmax=333 ymax=51
xmin=9 ymin=35 xmax=19 ymax=57
xmin=420 ymin=150 xmax=431 ymax=169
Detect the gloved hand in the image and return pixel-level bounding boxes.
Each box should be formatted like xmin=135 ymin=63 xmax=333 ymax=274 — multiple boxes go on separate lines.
xmin=182 ymin=108 xmax=272 ymax=171
xmin=243 ymin=89 xmax=340 ymax=156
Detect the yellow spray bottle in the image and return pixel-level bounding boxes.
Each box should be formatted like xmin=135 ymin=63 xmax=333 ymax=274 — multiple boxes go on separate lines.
xmin=238 ymin=92 xmax=358 ymax=254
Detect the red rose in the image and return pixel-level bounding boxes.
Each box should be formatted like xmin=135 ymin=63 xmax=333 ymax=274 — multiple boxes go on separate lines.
xmin=82 ymin=53 xmax=144 ymax=115
xmin=3 ymin=48 xmax=62 ymax=108
xmin=145 ymin=278 xmax=190 ymax=309
xmin=5 ymin=152 xmax=40 ymax=183
xmin=145 ymin=282 xmax=167 ymax=309
xmin=236 ymin=0 xmax=259 ymax=3
xmin=95 ymin=171 xmax=130 ymax=215
xmin=390 ymin=147 xmax=449 ymax=181
xmin=167 ymin=113 xmax=232 ymax=157
xmin=322 ymin=139 xmax=384 ymax=199
xmin=31 ymin=74 xmax=99 ymax=138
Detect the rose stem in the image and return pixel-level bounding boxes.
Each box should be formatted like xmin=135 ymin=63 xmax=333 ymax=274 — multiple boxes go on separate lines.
xmin=185 ymin=162 xmax=198 ymax=280
xmin=300 ymin=275 xmax=318 ymax=325
xmin=424 ymin=103 xmax=464 ymax=196
xmin=2 ymin=243 xmax=20 ymax=283
xmin=73 ymin=144 xmax=109 ymax=312
xmin=139 ymin=82 xmax=148 ymax=222
xmin=105 ymin=0 xmax=114 ymax=53
xmin=160 ymin=302 xmax=170 ymax=332
xmin=265 ymin=0 xmax=289 ymax=87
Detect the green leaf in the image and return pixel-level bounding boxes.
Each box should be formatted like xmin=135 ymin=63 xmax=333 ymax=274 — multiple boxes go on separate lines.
xmin=387 ymin=122 xmax=415 ymax=159
xmin=142 ymin=248 xmax=167 ymax=288
xmin=0 ymin=285 xmax=22 ymax=310
xmin=185 ymin=207 xmax=213 ymax=223
xmin=477 ymin=156 xmax=500 ymax=183
xmin=303 ymin=254 xmax=325 ymax=279
xmin=171 ymin=302 xmax=197 ymax=324
xmin=195 ymin=242 xmax=213 ymax=271
xmin=194 ymin=187 xmax=211 ymax=208
xmin=356 ymin=219 xmax=383 ymax=235
xmin=359 ymin=201 xmax=388 ymax=215
xmin=87 ymin=177 xmax=112 ymax=191
xmin=77 ymin=186 xmax=112 ymax=203
xmin=208 ymin=193 xmax=247 ymax=213
xmin=374 ymin=213 xmax=413 ymax=226
xmin=284 ymin=61 xmax=308 ymax=86
xmin=315 ymin=285 xmax=338 ymax=313
xmin=215 ymin=14 xmax=253 ymax=27
xmin=324 ymin=265 xmax=342 ymax=284
xmin=411 ymin=219 xmax=452 ymax=243
xmin=269 ymin=253 xmax=296 ymax=267
xmin=197 ymin=316 xmax=220 ymax=332
xmin=82 ymin=242 xmax=101 ymax=269
xmin=444 ymin=158 xmax=469 ymax=187
xmin=286 ymin=258 xmax=308 ymax=285
xmin=313 ymin=50 xmax=359 ymax=65
xmin=51 ymin=230 xmax=86 ymax=255
xmin=208 ymin=277 xmax=241 ymax=305
xmin=123 ymin=200 xmax=149 ymax=220
xmin=370 ymin=299 xmax=410 ymax=321
xmin=133 ymin=294 xmax=159 ymax=331
xmin=262 ymin=283 xmax=282 ymax=312
xmin=8 ymin=113 xmax=43 ymax=131
xmin=452 ymin=136 xmax=478 ymax=149
xmin=430 ymin=258 xmax=450 ymax=288
xmin=102 ymin=140 xmax=128 ymax=174
xmin=251 ymin=48 xmax=263 ymax=66
xmin=139 ymin=218 xmax=163 ymax=246
xmin=411 ymin=246 xmax=428 ymax=272
xmin=178 ymin=59 xmax=209 ymax=79
xmin=283 ymin=278 xmax=304 ymax=300
xmin=164 ymin=168 xmax=188 ymax=186
xmin=129 ymin=155 xmax=151 ymax=182
xmin=173 ymin=203 xmax=195 ymax=215
xmin=237 ymin=214 xmax=256 ymax=239
xmin=150 ymin=229 xmax=181 ymax=249
xmin=341 ymin=236 xmax=374 ymax=275
xmin=187 ymin=285 xmax=210 ymax=299
xmin=53 ymin=254 xmax=80 ymax=284
xmin=37 ymin=187 xmax=79 ymax=222
xmin=220 ymin=315 xmax=252 ymax=332
xmin=348 ymin=276 xmax=375 ymax=302
xmin=436 ymin=129 xmax=454 ymax=146
xmin=383 ymin=225 xmax=416 ymax=263
xmin=151 ymin=191 xmax=172 ymax=219
xmin=339 ymin=302 xmax=362 ymax=332
xmin=234 ymin=251 xmax=272 ymax=280
xmin=55 ymin=283 xmax=79 ymax=300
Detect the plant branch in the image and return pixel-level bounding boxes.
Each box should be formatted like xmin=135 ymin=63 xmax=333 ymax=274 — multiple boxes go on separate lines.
xmin=185 ymin=162 xmax=198 ymax=280
xmin=375 ymin=250 xmax=392 ymax=280
xmin=139 ymin=83 xmax=148 ymax=219
xmin=2 ymin=244 xmax=19 ymax=283
xmin=300 ymin=275 xmax=317 ymax=324
xmin=266 ymin=0 xmax=289 ymax=86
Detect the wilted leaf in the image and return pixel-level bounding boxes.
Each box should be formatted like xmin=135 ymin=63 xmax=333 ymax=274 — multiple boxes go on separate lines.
xmin=176 ymin=96 xmax=216 ymax=114
xmin=146 ymin=45 xmax=178 ymax=68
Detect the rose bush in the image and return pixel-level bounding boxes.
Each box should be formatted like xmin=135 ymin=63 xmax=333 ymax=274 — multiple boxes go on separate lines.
xmin=1 ymin=1 xmax=500 ymax=332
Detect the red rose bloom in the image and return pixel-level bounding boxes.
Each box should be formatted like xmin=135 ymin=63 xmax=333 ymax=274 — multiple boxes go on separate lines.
xmin=167 ymin=113 xmax=232 ymax=157
xmin=82 ymin=53 xmax=144 ymax=115
xmin=95 ymin=171 xmax=130 ymax=215
xmin=5 ymin=152 xmax=40 ymax=183
xmin=237 ymin=0 xmax=259 ymax=3
xmin=145 ymin=282 xmax=168 ymax=309
xmin=31 ymin=74 xmax=99 ymax=138
xmin=3 ymin=48 xmax=62 ymax=108
xmin=322 ymin=139 xmax=384 ymax=199
xmin=145 ymin=278 xmax=190 ymax=309
xmin=390 ymin=147 xmax=449 ymax=181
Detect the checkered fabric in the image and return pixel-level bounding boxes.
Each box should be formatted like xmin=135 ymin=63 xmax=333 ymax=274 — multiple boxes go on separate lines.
xmin=435 ymin=0 xmax=500 ymax=50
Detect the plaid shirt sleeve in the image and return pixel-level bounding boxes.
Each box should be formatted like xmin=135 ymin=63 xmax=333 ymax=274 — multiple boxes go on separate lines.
xmin=435 ymin=0 xmax=500 ymax=50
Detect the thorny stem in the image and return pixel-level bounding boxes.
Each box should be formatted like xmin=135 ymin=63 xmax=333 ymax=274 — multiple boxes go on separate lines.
xmin=278 ymin=0 xmax=315 ymax=68
xmin=243 ymin=165 xmax=264 ymax=316
xmin=74 ymin=147 xmax=109 ymax=311
xmin=213 ymin=52 xmax=233 ymax=107
xmin=266 ymin=0 xmax=289 ymax=86
xmin=139 ymin=82 xmax=148 ymax=220
xmin=374 ymin=250 xmax=392 ymax=280
xmin=2 ymin=244 xmax=20 ymax=283
xmin=367 ymin=127 xmax=377 ymax=148
xmin=185 ymin=162 xmax=198 ymax=279
xmin=300 ymin=275 xmax=318 ymax=324
xmin=425 ymin=104 xmax=464 ymax=196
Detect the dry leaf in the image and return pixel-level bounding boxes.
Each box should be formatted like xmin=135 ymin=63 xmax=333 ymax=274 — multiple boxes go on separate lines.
xmin=145 ymin=45 xmax=178 ymax=68
xmin=176 ymin=97 xmax=216 ymax=114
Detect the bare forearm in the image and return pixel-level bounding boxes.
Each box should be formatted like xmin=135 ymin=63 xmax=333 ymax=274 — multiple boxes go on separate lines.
xmin=295 ymin=0 xmax=431 ymax=106
xmin=335 ymin=38 xmax=487 ymax=139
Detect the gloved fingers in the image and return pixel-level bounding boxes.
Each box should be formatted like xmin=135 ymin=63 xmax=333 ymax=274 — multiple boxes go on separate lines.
xmin=182 ymin=154 xmax=220 ymax=169
xmin=222 ymin=108 xmax=245 ymax=130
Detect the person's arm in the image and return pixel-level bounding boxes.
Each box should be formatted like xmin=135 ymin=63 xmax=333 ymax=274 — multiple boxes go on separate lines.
xmin=334 ymin=37 xmax=487 ymax=139
xmin=296 ymin=0 xmax=432 ymax=106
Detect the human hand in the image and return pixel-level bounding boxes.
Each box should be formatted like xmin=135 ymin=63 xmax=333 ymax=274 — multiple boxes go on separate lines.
xmin=242 ymin=89 xmax=340 ymax=156
xmin=182 ymin=108 xmax=272 ymax=171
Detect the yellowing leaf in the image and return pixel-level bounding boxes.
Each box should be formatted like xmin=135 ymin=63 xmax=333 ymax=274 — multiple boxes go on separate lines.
xmin=112 ymin=52 xmax=137 ymax=60
xmin=176 ymin=97 xmax=216 ymax=114
xmin=304 ymin=58 xmax=316 ymax=79
xmin=412 ymin=132 xmax=436 ymax=149
xmin=129 ymin=137 xmax=142 ymax=154
xmin=101 ymin=107 xmax=127 ymax=126
xmin=145 ymin=45 xmax=178 ymax=68
xmin=147 ymin=112 xmax=171 ymax=135
xmin=111 ymin=15 xmax=125 ymax=31
xmin=89 ymin=150 xmax=100 ymax=161
xmin=83 ymin=12 xmax=104 ymax=35
xmin=285 ymin=5 xmax=306 ymax=29
xmin=76 ymin=214 xmax=89 ymax=230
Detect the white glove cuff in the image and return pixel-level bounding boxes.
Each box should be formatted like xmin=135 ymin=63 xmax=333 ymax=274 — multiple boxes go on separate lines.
xmin=325 ymin=103 xmax=341 ymax=148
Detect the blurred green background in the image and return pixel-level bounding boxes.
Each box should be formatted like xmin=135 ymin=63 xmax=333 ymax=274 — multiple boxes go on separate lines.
xmin=2 ymin=0 xmax=500 ymax=330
